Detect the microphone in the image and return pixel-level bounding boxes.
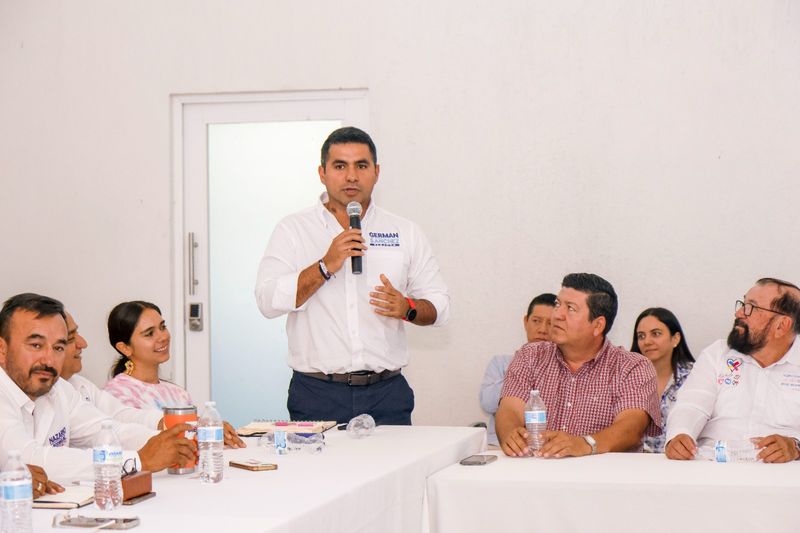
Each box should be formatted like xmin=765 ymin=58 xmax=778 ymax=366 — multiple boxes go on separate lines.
xmin=346 ymin=201 xmax=363 ymax=275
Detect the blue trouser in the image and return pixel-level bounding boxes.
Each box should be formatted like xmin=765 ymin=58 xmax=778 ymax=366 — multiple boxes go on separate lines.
xmin=287 ymin=371 xmax=414 ymax=425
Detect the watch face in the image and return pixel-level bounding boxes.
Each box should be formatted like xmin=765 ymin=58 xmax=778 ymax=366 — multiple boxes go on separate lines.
xmin=406 ymin=308 xmax=417 ymax=322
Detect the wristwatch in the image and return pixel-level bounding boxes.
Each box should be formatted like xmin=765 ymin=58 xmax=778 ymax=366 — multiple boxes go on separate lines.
xmin=793 ymin=437 xmax=800 ymax=460
xmin=582 ymin=435 xmax=597 ymax=455
xmin=403 ymin=298 xmax=417 ymax=322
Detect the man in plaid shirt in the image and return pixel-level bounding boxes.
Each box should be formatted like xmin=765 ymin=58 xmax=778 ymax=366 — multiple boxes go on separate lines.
xmin=497 ymin=273 xmax=661 ymax=458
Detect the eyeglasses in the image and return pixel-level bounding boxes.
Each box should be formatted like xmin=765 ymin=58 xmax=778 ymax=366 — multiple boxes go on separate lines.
xmin=122 ymin=458 xmax=138 ymax=477
xmin=735 ymin=300 xmax=787 ymax=317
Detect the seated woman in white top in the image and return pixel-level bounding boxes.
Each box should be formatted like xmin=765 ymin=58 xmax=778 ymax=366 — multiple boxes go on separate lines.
xmin=104 ymin=301 xmax=192 ymax=409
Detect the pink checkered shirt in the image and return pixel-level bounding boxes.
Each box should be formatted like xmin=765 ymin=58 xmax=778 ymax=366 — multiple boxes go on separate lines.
xmin=501 ymin=339 xmax=661 ymax=437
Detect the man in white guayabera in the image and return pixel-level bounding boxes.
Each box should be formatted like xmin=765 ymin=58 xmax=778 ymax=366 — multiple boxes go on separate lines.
xmin=0 ymin=293 xmax=196 ymax=481
xmin=255 ymin=127 xmax=449 ymax=425
xmin=666 ymin=278 xmax=800 ymax=463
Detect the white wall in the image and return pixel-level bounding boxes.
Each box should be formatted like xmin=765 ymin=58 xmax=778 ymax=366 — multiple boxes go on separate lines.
xmin=1 ymin=1 xmax=798 ymax=426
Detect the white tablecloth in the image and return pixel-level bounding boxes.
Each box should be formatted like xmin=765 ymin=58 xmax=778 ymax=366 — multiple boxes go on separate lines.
xmin=34 ymin=426 xmax=485 ymax=532
xmin=426 ymin=451 xmax=800 ymax=533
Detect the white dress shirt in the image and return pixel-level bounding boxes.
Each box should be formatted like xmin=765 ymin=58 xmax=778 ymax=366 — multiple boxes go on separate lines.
xmin=68 ymin=374 xmax=162 ymax=429
xmin=0 ymin=369 xmax=157 ymax=481
xmin=666 ymin=338 xmax=800 ymax=446
xmin=255 ymin=193 xmax=450 ymax=374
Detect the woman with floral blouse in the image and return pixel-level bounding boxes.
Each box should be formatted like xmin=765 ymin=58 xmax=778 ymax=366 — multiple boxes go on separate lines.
xmin=631 ymin=307 xmax=695 ymax=453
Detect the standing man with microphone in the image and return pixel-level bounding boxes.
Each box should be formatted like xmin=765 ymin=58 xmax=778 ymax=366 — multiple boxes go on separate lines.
xmin=255 ymin=127 xmax=449 ymax=425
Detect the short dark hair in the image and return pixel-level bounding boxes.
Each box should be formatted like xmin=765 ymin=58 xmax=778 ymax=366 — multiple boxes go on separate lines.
xmin=757 ymin=277 xmax=800 ymax=335
xmin=630 ymin=307 xmax=695 ymax=379
xmin=526 ymin=293 xmax=557 ymax=317
xmin=0 ymin=293 xmax=66 ymax=342
xmin=320 ymin=126 xmax=377 ymax=167
xmin=561 ymin=273 xmax=618 ymax=335
xmin=108 ymin=301 xmax=161 ymax=377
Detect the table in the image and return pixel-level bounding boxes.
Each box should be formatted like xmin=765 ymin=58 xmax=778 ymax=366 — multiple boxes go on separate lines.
xmin=426 ymin=451 xmax=800 ymax=533
xmin=34 ymin=426 xmax=485 ymax=532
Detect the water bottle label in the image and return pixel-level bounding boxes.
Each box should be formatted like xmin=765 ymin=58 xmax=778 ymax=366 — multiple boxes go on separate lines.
xmin=93 ymin=447 xmax=123 ymax=465
xmin=714 ymin=441 xmax=727 ymax=463
xmin=525 ymin=410 xmax=546 ymax=424
xmin=198 ymin=426 xmax=224 ymax=443
xmin=274 ymin=430 xmax=287 ymax=450
xmin=1 ymin=480 xmax=33 ymax=501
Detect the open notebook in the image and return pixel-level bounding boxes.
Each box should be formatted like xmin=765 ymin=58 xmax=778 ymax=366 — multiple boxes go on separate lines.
xmin=33 ymin=485 xmax=94 ymax=509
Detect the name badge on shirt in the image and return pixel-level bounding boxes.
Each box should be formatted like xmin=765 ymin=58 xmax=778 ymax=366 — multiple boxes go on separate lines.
xmin=48 ymin=427 xmax=67 ymax=447
xmin=780 ymin=373 xmax=800 ymax=390
xmin=369 ymin=231 xmax=400 ymax=247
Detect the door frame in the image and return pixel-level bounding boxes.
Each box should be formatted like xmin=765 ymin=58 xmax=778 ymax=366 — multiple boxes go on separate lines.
xmin=169 ymin=89 xmax=368 ymax=404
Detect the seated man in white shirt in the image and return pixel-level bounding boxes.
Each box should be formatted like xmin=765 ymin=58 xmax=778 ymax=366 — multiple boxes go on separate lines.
xmin=0 ymin=293 xmax=196 ymax=481
xmin=479 ymin=293 xmax=556 ymax=446
xmin=60 ymin=311 xmax=162 ymax=428
xmin=665 ymin=278 xmax=800 ymax=463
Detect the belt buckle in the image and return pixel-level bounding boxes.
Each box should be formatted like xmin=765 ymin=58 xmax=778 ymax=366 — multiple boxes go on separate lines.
xmin=347 ymin=371 xmax=371 ymax=386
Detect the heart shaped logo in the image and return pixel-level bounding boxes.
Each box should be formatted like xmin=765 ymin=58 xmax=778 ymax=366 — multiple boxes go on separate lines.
xmin=726 ymin=358 xmax=742 ymax=373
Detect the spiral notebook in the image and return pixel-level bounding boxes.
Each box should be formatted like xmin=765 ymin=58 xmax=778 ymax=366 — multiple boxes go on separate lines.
xmin=237 ymin=420 xmax=337 ymax=436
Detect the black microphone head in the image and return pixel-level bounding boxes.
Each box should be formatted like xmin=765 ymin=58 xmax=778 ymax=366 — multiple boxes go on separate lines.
xmin=346 ymin=201 xmax=362 ymax=218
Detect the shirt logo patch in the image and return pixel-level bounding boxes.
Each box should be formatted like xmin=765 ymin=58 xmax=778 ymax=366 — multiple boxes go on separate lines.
xmin=726 ymin=357 xmax=742 ymax=373
xmin=48 ymin=427 xmax=67 ymax=447
xmin=369 ymin=232 xmax=400 ymax=247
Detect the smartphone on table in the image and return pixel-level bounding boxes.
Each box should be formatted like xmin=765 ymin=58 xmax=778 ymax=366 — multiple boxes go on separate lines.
xmin=459 ymin=454 xmax=498 ymax=466
xmin=229 ymin=459 xmax=278 ymax=471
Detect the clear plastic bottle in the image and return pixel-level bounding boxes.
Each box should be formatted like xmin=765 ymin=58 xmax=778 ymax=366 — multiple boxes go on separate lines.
xmin=346 ymin=414 xmax=376 ymax=439
xmin=198 ymin=401 xmax=224 ymax=483
xmin=696 ymin=440 xmax=759 ymax=463
xmin=0 ymin=450 xmax=32 ymax=533
xmin=93 ymin=420 xmax=123 ymax=510
xmin=524 ymin=390 xmax=547 ymax=455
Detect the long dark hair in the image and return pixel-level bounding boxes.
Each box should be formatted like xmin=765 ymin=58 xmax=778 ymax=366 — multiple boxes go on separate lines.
xmin=108 ymin=301 xmax=161 ymax=377
xmin=630 ymin=307 xmax=694 ymax=379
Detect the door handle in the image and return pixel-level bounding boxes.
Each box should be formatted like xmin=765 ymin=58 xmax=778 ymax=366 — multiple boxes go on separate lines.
xmin=188 ymin=232 xmax=199 ymax=295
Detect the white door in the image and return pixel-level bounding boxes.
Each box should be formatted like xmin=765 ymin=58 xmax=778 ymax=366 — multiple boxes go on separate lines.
xmin=172 ymin=90 xmax=368 ymax=425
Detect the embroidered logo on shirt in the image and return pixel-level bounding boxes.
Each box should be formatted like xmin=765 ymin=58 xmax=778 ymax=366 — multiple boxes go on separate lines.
xmin=48 ymin=427 xmax=67 ymax=447
xmin=718 ymin=357 xmax=743 ymax=385
xmin=369 ymin=232 xmax=400 ymax=247
xmin=726 ymin=357 xmax=742 ymax=373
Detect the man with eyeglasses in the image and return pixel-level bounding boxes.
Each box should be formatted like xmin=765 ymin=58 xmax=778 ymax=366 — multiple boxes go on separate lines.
xmin=479 ymin=293 xmax=556 ymax=447
xmin=666 ymin=278 xmax=800 ymax=462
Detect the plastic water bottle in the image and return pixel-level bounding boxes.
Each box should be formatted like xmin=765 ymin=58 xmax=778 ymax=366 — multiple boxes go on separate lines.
xmin=198 ymin=401 xmax=224 ymax=483
xmin=524 ymin=390 xmax=547 ymax=455
xmin=697 ymin=440 xmax=759 ymax=463
xmin=346 ymin=414 xmax=376 ymax=439
xmin=93 ymin=420 xmax=123 ymax=510
xmin=1 ymin=450 xmax=32 ymax=533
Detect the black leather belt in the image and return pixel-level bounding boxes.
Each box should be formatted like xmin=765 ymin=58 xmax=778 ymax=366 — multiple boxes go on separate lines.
xmin=299 ymin=369 xmax=401 ymax=386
